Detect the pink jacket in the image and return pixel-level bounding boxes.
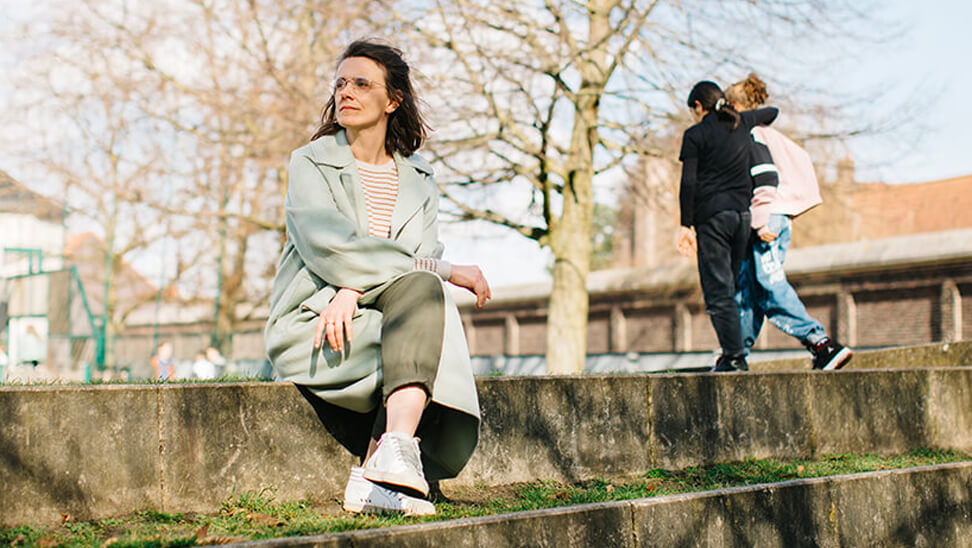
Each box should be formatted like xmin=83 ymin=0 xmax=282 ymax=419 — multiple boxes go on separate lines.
xmin=750 ymin=126 xmax=823 ymax=234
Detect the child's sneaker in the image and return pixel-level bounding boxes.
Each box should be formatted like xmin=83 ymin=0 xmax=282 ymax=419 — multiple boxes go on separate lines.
xmin=710 ymin=354 xmax=749 ymax=372
xmin=809 ymin=338 xmax=853 ymax=370
xmin=342 ymin=466 xmax=435 ymax=516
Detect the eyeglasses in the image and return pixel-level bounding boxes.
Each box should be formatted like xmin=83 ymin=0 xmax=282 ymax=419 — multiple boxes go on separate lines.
xmin=332 ymin=77 xmax=385 ymax=93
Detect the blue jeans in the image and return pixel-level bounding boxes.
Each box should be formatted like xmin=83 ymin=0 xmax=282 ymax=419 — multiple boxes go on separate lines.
xmin=736 ymin=214 xmax=826 ymax=351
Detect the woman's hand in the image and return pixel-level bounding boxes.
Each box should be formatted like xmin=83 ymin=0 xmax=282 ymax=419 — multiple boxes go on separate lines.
xmin=314 ymin=287 xmax=362 ymax=352
xmin=449 ymin=264 xmax=492 ymax=309
xmin=676 ymin=226 xmax=697 ymax=257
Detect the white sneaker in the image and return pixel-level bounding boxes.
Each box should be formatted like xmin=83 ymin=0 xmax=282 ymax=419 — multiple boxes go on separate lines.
xmin=363 ymin=431 xmax=429 ymax=496
xmin=342 ymin=466 xmax=435 ymax=516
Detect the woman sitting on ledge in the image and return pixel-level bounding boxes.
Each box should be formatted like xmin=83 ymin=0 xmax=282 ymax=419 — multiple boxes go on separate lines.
xmin=265 ymin=39 xmax=491 ymax=516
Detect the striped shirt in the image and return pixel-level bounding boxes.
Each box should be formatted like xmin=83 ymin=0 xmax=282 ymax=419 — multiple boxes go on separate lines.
xmin=358 ymin=159 xmax=399 ymax=238
xmin=357 ymin=159 xmax=451 ymax=280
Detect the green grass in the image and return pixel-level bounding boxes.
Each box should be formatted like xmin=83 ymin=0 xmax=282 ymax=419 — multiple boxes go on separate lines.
xmin=0 ymin=376 xmax=273 ymax=387
xmin=2 ymin=448 xmax=967 ymax=547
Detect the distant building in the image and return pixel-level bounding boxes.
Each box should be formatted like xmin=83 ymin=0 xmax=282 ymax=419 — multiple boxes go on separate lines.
xmin=612 ymin=158 xmax=972 ymax=269
xmin=457 ymin=164 xmax=972 ymax=362
xmin=0 ymin=169 xmax=65 ymax=372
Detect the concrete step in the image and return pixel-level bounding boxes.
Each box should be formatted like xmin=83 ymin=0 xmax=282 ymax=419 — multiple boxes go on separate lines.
xmin=2 ymin=366 xmax=970 ymax=525
xmin=752 ymin=340 xmax=972 ymax=372
xmin=230 ymin=462 xmax=972 ymax=547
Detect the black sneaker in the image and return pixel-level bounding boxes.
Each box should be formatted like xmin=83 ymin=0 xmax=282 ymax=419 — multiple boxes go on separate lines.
xmin=809 ymin=338 xmax=853 ymax=371
xmin=710 ymin=354 xmax=749 ymax=373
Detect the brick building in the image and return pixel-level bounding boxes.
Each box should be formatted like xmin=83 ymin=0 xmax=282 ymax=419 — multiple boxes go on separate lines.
xmin=458 ymin=167 xmax=972 ymax=359
xmin=456 ymin=229 xmax=972 ymax=358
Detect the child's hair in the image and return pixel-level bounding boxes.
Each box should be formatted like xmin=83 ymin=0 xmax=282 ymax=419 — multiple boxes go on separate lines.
xmin=726 ymin=73 xmax=769 ymax=110
xmin=687 ymin=80 xmax=740 ymax=130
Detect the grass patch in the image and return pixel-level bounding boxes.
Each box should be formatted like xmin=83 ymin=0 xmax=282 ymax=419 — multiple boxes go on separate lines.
xmin=3 ymin=448 xmax=968 ymax=546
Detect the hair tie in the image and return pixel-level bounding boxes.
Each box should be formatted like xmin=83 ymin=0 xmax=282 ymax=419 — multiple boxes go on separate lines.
xmin=714 ymin=97 xmax=726 ymax=112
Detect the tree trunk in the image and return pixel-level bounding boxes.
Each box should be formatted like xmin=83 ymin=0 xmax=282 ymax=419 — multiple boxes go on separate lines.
xmin=545 ymin=110 xmax=597 ymax=374
xmin=544 ymin=0 xmax=608 ymax=374
xmin=546 ymin=207 xmax=592 ymax=374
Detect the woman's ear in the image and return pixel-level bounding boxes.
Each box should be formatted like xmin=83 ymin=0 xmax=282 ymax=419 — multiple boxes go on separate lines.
xmin=385 ymin=90 xmax=403 ymax=114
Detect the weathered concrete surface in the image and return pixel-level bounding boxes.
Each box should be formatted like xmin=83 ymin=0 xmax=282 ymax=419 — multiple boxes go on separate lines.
xmin=231 ymin=462 xmax=972 ymax=548
xmin=0 ymin=386 xmax=161 ymax=525
xmin=3 ymin=368 xmax=972 ymax=525
xmin=235 ymin=501 xmax=635 ymax=548
xmin=828 ymin=464 xmax=972 ymax=547
xmin=464 ymin=376 xmax=651 ymax=485
xmin=753 ymin=340 xmax=972 ymax=372
xmin=635 ymin=479 xmax=837 ymax=547
xmin=159 ymin=383 xmax=357 ymax=513
xmin=648 ymin=372 xmax=813 ymax=468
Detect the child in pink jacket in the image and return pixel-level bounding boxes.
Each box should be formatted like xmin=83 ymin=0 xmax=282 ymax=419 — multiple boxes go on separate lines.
xmin=727 ymin=74 xmax=852 ymax=370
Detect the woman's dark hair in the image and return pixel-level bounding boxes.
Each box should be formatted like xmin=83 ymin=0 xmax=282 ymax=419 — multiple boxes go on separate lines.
xmin=687 ymin=80 xmax=740 ymax=130
xmin=311 ymin=40 xmax=429 ymax=157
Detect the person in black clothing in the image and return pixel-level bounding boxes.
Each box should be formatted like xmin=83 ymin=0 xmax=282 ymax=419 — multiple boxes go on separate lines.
xmin=676 ymin=81 xmax=778 ymax=372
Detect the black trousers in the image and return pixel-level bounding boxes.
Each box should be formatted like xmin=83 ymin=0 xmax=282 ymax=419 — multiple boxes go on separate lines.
xmin=696 ymin=210 xmax=751 ymax=357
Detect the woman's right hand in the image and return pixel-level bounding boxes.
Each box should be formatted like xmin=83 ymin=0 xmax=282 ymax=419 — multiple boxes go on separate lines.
xmin=676 ymin=226 xmax=697 ymax=257
xmin=314 ymin=287 xmax=362 ymax=352
xmin=449 ymin=264 xmax=492 ymax=309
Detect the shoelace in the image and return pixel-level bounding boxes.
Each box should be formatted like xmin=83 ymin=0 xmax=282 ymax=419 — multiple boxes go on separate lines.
xmin=389 ymin=435 xmax=423 ymax=474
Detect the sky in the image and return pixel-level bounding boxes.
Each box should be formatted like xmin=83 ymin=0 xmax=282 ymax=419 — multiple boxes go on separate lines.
xmin=847 ymin=1 xmax=972 ymax=184
xmin=2 ymin=1 xmax=971 ymax=290
xmin=441 ymin=1 xmax=972 ymax=287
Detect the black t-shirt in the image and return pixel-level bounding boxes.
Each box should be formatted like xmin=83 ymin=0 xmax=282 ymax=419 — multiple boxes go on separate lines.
xmin=678 ymin=107 xmax=779 ymax=227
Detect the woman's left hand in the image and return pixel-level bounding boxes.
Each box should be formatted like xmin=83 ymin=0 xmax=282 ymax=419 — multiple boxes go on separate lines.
xmin=314 ymin=288 xmax=362 ymax=352
xmin=449 ymin=264 xmax=492 ymax=309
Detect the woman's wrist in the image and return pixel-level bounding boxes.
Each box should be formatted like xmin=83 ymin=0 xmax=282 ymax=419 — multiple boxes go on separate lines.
xmin=336 ymin=287 xmax=362 ymax=300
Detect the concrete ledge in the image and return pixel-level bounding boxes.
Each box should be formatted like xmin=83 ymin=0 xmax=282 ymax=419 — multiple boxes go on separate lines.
xmin=233 ymin=462 xmax=972 ymax=547
xmin=3 ymin=368 xmax=972 ymax=525
xmin=752 ymin=340 xmax=972 ymax=372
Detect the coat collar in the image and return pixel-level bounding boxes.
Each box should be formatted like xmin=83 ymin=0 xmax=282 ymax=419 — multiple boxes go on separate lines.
xmin=308 ymin=129 xmax=434 ymax=175
xmin=308 ymin=129 xmax=433 ymax=239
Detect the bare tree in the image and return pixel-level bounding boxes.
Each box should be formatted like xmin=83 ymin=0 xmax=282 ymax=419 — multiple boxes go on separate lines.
xmin=3 ymin=9 xmax=187 ymax=370
xmin=3 ymin=0 xmax=387 ymax=359
xmin=393 ymin=0 xmax=893 ymax=373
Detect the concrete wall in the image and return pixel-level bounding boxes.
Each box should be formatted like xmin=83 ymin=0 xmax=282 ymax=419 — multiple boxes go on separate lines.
xmin=2 ymin=367 xmax=971 ymax=525
xmin=252 ymin=462 xmax=972 ymax=547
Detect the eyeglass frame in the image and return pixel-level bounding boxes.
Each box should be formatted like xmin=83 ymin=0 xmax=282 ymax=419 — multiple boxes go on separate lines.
xmin=332 ymin=76 xmax=386 ymax=94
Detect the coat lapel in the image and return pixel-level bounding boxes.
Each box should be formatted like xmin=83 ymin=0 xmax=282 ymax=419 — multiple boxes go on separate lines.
xmin=308 ymin=130 xmax=434 ymax=240
xmin=390 ymin=153 xmax=433 ymax=240
xmin=309 ymin=131 xmax=369 ymax=237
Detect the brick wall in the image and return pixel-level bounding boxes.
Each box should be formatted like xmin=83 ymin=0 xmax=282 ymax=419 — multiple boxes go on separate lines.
xmin=461 ymin=261 xmax=972 ymax=356
xmin=961 ymin=283 xmax=972 ymax=341
xmin=625 ymin=307 xmax=674 ymax=352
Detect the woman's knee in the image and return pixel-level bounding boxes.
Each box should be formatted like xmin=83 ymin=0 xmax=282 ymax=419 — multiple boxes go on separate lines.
xmin=396 ymin=270 xmax=444 ymax=297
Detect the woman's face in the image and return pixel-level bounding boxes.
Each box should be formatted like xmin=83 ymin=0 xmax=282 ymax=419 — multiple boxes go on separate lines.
xmin=689 ymin=101 xmax=705 ymax=123
xmin=334 ymin=56 xmax=399 ymax=133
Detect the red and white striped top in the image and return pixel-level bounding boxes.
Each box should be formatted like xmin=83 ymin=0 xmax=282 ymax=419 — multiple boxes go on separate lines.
xmin=357 ymin=159 xmax=451 ymax=280
xmin=357 ymin=159 xmax=399 ymax=238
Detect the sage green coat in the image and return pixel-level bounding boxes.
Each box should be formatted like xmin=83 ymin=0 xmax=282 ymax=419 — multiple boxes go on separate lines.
xmin=264 ymin=131 xmax=480 ymax=479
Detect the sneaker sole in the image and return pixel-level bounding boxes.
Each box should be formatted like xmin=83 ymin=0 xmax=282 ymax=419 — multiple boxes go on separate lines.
xmin=342 ymin=500 xmax=435 ymax=517
xmin=821 ymin=348 xmax=853 ymax=371
xmin=363 ymin=469 xmax=430 ymax=497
